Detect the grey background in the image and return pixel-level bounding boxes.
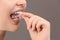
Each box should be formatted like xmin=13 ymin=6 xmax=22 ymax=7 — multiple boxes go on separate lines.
xmin=5 ymin=0 xmax=60 ymax=40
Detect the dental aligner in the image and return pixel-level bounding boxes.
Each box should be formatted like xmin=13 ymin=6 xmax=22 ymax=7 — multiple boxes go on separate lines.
xmin=12 ymin=12 xmax=23 ymax=19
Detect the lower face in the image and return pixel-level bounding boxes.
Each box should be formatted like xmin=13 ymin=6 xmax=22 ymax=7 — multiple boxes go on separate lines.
xmin=0 ymin=0 xmax=26 ymax=32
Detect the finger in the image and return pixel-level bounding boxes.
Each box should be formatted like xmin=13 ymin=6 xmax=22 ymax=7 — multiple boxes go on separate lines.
xmin=32 ymin=18 xmax=38 ymax=31
xmin=22 ymin=12 xmax=33 ymax=18
xmin=28 ymin=17 xmax=35 ymax=30
xmin=15 ymin=12 xmax=33 ymax=19
xmin=36 ymin=20 xmax=43 ymax=32
xmin=22 ymin=16 xmax=29 ymax=27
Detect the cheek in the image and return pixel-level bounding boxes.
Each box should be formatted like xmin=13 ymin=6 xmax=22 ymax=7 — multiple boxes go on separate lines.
xmin=0 ymin=0 xmax=17 ymax=12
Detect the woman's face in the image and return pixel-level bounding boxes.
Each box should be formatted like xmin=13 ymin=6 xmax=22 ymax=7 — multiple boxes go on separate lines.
xmin=0 ymin=0 xmax=26 ymax=32
xmin=0 ymin=0 xmax=26 ymax=14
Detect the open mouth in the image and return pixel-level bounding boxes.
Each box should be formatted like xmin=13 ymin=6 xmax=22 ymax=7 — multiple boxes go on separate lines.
xmin=10 ymin=8 xmax=24 ymax=25
xmin=10 ymin=12 xmax=21 ymax=25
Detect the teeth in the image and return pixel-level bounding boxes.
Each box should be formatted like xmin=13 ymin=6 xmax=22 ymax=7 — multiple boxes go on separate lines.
xmin=15 ymin=12 xmax=23 ymax=16
xmin=15 ymin=12 xmax=23 ymax=18
xmin=12 ymin=15 xmax=15 ymax=18
xmin=11 ymin=12 xmax=23 ymax=19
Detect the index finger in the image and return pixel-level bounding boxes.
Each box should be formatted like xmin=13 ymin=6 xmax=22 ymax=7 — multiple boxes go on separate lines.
xmin=15 ymin=12 xmax=34 ymax=18
xmin=22 ymin=12 xmax=34 ymax=18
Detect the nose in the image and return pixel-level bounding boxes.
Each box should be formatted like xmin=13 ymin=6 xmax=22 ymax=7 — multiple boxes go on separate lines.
xmin=16 ymin=0 xmax=27 ymax=9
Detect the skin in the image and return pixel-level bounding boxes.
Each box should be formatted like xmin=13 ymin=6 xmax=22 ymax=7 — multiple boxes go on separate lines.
xmin=22 ymin=12 xmax=50 ymax=40
xmin=0 ymin=0 xmax=50 ymax=40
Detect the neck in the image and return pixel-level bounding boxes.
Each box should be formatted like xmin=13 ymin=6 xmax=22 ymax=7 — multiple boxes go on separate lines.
xmin=0 ymin=30 xmax=6 ymax=40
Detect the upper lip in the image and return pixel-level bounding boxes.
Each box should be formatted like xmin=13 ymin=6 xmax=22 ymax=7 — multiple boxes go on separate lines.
xmin=12 ymin=8 xmax=24 ymax=14
xmin=15 ymin=8 xmax=24 ymax=12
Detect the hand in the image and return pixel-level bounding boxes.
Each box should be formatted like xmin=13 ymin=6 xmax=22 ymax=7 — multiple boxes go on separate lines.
xmin=22 ymin=12 xmax=50 ymax=40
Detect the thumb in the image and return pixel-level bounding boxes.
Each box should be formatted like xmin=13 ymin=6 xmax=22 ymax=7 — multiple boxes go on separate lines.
xmin=22 ymin=16 xmax=29 ymax=27
xmin=22 ymin=12 xmax=33 ymax=18
xmin=22 ymin=12 xmax=33 ymax=26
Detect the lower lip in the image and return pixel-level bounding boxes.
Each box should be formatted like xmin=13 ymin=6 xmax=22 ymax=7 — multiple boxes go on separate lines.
xmin=12 ymin=18 xmax=20 ymax=25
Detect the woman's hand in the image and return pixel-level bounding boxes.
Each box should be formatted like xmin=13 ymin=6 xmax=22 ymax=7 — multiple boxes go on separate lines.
xmin=22 ymin=12 xmax=50 ymax=40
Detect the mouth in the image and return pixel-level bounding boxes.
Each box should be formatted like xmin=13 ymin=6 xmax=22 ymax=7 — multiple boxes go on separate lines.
xmin=10 ymin=9 xmax=24 ymax=25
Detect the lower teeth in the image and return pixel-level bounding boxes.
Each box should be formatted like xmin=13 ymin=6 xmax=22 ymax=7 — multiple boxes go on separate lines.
xmin=10 ymin=12 xmax=23 ymax=20
xmin=10 ymin=13 xmax=19 ymax=19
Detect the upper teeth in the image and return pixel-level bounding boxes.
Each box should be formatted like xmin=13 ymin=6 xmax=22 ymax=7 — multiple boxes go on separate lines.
xmin=15 ymin=12 xmax=23 ymax=16
xmin=11 ymin=12 xmax=23 ymax=19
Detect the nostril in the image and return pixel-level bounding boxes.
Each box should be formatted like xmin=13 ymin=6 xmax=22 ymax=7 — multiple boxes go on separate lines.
xmin=16 ymin=4 xmax=23 ymax=7
xmin=16 ymin=3 xmax=25 ymax=9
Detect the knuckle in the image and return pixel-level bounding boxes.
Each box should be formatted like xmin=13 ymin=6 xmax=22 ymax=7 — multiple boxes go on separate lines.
xmin=47 ymin=21 xmax=50 ymax=26
xmin=46 ymin=21 xmax=50 ymax=28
